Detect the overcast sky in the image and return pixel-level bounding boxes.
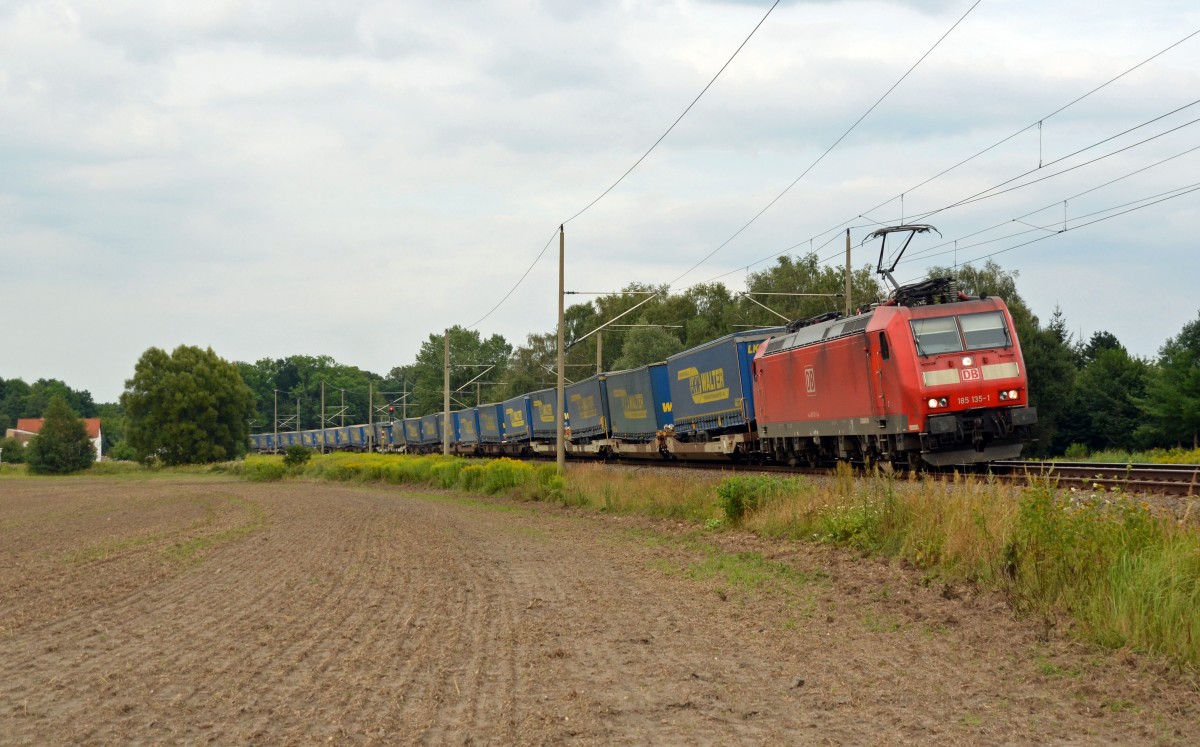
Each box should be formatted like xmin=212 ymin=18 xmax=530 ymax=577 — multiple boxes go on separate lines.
xmin=3 ymin=0 xmax=1198 ymax=403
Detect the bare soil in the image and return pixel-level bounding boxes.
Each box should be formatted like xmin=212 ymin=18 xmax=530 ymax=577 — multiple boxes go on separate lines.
xmin=0 ymin=476 xmax=1196 ymax=745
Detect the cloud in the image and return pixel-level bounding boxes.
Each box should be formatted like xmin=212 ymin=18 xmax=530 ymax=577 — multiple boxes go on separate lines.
xmin=2 ymin=0 xmax=1198 ymax=400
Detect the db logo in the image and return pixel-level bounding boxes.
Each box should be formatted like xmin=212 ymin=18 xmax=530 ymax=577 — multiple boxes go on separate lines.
xmin=805 ymin=366 xmax=816 ymax=395
xmin=960 ymin=368 xmax=982 ymax=382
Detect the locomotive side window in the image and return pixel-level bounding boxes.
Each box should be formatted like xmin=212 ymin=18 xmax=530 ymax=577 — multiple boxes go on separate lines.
xmin=960 ymin=311 xmax=1010 ymax=350
xmin=911 ymin=317 xmax=962 ymax=355
xmin=879 ymin=332 xmax=891 ymax=360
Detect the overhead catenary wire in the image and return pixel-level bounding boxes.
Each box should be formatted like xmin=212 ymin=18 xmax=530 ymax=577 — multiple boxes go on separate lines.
xmin=908 ymin=102 xmax=1200 ymax=222
xmin=666 ymin=0 xmax=984 ymax=289
xmin=697 ymin=26 xmax=1200 ymax=287
xmin=899 ymin=143 xmax=1200 ymax=263
xmin=850 ymin=26 xmax=1200 ymax=224
xmin=892 ymin=182 xmax=1200 ymax=283
xmin=467 ymin=0 xmax=783 ymax=330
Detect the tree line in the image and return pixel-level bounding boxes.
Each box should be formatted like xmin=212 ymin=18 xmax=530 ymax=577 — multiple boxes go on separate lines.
xmin=4 ymin=255 xmax=1199 ymax=468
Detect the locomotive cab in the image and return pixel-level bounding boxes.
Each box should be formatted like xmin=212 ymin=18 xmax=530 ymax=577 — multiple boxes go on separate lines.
xmin=885 ymin=298 xmax=1037 ymax=466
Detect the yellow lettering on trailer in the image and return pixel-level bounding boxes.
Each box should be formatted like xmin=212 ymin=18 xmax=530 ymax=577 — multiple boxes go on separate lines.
xmin=682 ymin=366 xmax=729 ymax=404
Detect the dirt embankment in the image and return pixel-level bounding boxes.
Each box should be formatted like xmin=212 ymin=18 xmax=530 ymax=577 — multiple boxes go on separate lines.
xmin=0 ymin=477 xmax=1195 ymax=745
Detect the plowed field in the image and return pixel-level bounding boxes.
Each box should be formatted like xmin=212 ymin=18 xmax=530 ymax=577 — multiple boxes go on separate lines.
xmin=1 ymin=477 xmax=1196 ymax=745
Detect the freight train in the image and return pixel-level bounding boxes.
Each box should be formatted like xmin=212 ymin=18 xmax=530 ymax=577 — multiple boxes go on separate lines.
xmin=250 ymin=225 xmax=1037 ymax=469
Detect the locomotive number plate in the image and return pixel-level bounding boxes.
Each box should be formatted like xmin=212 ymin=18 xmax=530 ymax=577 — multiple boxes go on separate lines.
xmin=960 ymin=368 xmax=982 ymax=382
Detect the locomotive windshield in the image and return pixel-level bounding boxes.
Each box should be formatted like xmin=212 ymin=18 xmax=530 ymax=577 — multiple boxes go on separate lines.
xmin=911 ymin=311 xmax=1011 ymax=356
xmin=960 ymin=311 xmax=1011 ymax=350
xmin=911 ymin=317 xmax=962 ymax=355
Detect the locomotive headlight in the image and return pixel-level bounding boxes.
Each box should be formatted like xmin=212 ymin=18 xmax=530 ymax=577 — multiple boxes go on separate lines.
xmin=962 ymin=356 xmax=974 ymax=367
xmin=938 ymin=398 xmax=948 ymax=408
xmin=1007 ymin=389 xmax=1019 ymax=400
xmin=928 ymin=398 xmax=939 ymax=408
xmin=999 ymin=391 xmax=1008 ymax=400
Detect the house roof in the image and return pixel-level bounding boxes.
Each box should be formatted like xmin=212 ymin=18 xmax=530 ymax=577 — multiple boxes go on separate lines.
xmin=14 ymin=418 xmax=102 ymax=439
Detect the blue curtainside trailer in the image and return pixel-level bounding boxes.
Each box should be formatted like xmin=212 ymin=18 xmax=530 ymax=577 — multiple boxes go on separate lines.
xmin=502 ymin=394 xmax=532 ymax=443
xmin=455 ymin=408 xmax=480 ymax=446
xmin=527 ymin=387 xmax=560 ymax=441
xmin=606 ymin=363 xmax=673 ymax=441
xmin=565 ymin=374 xmax=609 ymax=442
xmin=418 ymin=413 xmax=444 ymax=447
xmin=666 ymin=327 xmax=784 ymax=438
xmin=477 ymin=403 xmax=504 ymax=443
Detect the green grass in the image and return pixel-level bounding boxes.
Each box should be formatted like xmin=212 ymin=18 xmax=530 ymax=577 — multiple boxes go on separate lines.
xmin=1054 ymin=446 xmax=1200 ymax=465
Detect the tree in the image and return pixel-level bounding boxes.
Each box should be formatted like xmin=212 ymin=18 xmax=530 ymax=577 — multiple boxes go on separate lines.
xmin=498 ymin=332 xmax=556 ymax=401
xmin=405 ymin=326 xmax=513 ymax=414
xmin=1078 ymin=330 xmax=1123 ymax=365
xmin=1018 ymin=307 xmax=1078 ymax=455
xmin=611 ymin=325 xmax=685 ymax=370
xmin=0 ymin=436 xmax=27 ymax=464
xmin=1063 ymin=342 xmax=1149 ymax=452
xmin=1138 ymin=312 xmax=1200 ymax=448
xmin=237 ymin=355 xmax=393 ymax=433
xmin=22 ymin=379 xmax=97 ymax=419
xmin=122 ymin=345 xmax=256 ymax=465
xmin=25 ymin=395 xmax=95 ymax=474
xmin=747 ymin=253 xmax=881 ymax=325
xmin=0 ymin=377 xmax=25 ymax=433
xmin=95 ymin=402 xmax=126 ymax=455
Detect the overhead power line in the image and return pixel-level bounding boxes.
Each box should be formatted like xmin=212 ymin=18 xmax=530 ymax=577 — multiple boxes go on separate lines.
xmin=467 ymin=0 xmax=783 ymax=330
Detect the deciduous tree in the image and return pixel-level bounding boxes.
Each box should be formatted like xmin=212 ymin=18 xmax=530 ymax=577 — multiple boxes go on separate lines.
xmin=122 ymin=346 xmax=256 ymax=465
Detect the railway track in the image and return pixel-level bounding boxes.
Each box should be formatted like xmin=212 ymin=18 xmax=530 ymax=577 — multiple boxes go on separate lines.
xmin=989 ymin=460 xmax=1200 ymax=497
xmin=598 ymin=457 xmax=1200 ymax=497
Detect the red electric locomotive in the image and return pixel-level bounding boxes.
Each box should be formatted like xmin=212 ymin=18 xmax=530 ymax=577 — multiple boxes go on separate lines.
xmin=752 ymin=225 xmax=1037 ymax=468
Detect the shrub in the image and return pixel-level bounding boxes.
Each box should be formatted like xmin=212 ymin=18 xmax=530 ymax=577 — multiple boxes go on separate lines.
xmin=0 ymin=436 xmax=27 ymax=464
xmin=106 ymin=440 xmax=137 ymax=461
xmin=1063 ymin=442 xmax=1089 ymax=459
xmin=283 ymin=445 xmax=312 ymax=469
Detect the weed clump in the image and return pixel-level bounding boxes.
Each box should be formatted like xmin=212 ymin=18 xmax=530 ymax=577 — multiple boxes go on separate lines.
xmin=717 ymin=474 xmax=805 ymax=524
xmin=239 ymin=455 xmax=287 ymax=482
xmin=283 ymin=445 xmax=312 ymax=469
